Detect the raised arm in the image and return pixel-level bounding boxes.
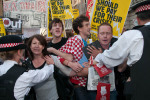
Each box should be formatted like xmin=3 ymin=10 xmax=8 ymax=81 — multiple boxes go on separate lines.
xmin=47 ymin=47 xmax=73 ymax=61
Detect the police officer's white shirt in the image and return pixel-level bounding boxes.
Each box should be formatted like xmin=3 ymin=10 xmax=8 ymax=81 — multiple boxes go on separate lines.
xmin=95 ymin=22 xmax=150 ymax=68
xmin=0 ymin=60 xmax=54 ymax=100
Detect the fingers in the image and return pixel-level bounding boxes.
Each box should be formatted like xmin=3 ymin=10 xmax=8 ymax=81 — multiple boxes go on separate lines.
xmin=87 ymin=46 xmax=93 ymax=52
xmin=87 ymin=46 xmax=98 ymax=53
xmin=87 ymin=52 xmax=92 ymax=55
xmin=83 ymin=62 xmax=90 ymax=67
xmin=91 ymin=46 xmax=97 ymax=50
xmin=75 ymin=67 xmax=83 ymax=73
xmin=44 ymin=55 xmax=51 ymax=60
xmin=44 ymin=55 xmax=54 ymax=65
xmin=72 ymin=62 xmax=83 ymax=73
xmin=98 ymin=48 xmax=103 ymax=53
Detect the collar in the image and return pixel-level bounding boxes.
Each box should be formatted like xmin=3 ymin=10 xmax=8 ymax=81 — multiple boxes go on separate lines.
xmin=144 ymin=22 xmax=150 ymax=25
xmin=0 ymin=60 xmax=18 ymax=76
xmin=4 ymin=60 xmax=18 ymax=64
xmin=76 ymin=35 xmax=82 ymax=41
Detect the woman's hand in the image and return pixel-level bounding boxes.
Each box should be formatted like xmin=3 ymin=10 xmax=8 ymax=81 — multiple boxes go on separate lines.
xmin=44 ymin=55 xmax=54 ymax=65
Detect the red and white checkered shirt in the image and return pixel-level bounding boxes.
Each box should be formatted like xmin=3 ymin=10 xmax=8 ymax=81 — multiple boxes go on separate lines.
xmin=59 ymin=35 xmax=87 ymax=87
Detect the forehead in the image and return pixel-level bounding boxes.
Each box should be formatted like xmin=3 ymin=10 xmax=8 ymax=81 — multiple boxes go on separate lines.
xmin=99 ymin=25 xmax=112 ymax=32
xmin=82 ymin=21 xmax=90 ymax=25
xmin=32 ymin=37 xmax=39 ymax=42
xmin=52 ymin=22 xmax=62 ymax=26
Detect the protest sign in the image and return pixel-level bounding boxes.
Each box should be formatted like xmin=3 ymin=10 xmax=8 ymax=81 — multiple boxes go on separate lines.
xmin=73 ymin=9 xmax=79 ymax=19
xmin=0 ymin=18 xmax=6 ymax=37
xmin=90 ymin=0 xmax=131 ymax=38
xmin=2 ymin=18 xmax=22 ymax=33
xmin=49 ymin=0 xmax=73 ymax=19
xmin=86 ymin=0 xmax=94 ymax=19
xmin=47 ymin=0 xmax=52 ymax=37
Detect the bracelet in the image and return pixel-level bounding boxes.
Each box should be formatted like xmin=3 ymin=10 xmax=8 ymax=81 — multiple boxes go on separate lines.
xmin=67 ymin=61 xmax=70 ymax=66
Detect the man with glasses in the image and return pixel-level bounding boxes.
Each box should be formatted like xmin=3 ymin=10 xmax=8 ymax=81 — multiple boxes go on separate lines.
xmin=86 ymin=23 xmax=117 ymax=100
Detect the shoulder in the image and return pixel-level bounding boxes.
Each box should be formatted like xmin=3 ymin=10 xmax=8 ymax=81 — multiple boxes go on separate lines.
xmin=110 ymin=37 xmax=118 ymax=46
xmin=67 ymin=35 xmax=81 ymax=42
xmin=61 ymin=37 xmax=68 ymax=43
xmin=47 ymin=41 xmax=53 ymax=47
xmin=62 ymin=37 xmax=68 ymax=41
xmin=122 ymin=30 xmax=143 ymax=40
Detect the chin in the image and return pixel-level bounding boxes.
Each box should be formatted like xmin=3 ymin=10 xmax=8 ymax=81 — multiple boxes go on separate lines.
xmin=55 ymin=34 xmax=61 ymax=37
xmin=102 ymin=42 xmax=109 ymax=45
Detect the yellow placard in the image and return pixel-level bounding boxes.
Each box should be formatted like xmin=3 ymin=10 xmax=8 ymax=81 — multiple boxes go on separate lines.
xmin=0 ymin=18 xmax=6 ymax=37
xmin=47 ymin=0 xmax=65 ymax=38
xmin=49 ymin=0 xmax=73 ymax=20
xmin=47 ymin=0 xmax=52 ymax=37
xmin=90 ymin=0 xmax=131 ymax=38
xmin=73 ymin=9 xmax=79 ymax=19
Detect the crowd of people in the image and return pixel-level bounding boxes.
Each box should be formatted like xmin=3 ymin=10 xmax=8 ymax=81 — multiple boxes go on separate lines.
xmin=0 ymin=1 xmax=150 ymax=100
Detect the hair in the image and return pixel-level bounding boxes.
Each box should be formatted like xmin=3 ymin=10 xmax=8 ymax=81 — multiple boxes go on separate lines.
xmin=98 ymin=22 xmax=113 ymax=33
xmin=137 ymin=10 xmax=150 ymax=21
xmin=27 ymin=34 xmax=48 ymax=60
xmin=0 ymin=50 xmax=18 ymax=60
xmin=73 ymin=15 xmax=89 ymax=34
xmin=49 ymin=18 xmax=64 ymax=31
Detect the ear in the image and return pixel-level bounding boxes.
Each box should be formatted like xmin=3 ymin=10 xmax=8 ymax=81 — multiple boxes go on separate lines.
xmin=77 ymin=26 xmax=81 ymax=32
xmin=17 ymin=49 xmax=21 ymax=57
xmin=50 ymin=29 xmax=52 ymax=33
xmin=136 ymin=17 xmax=140 ymax=25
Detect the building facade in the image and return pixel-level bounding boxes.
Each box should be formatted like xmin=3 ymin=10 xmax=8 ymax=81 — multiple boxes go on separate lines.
xmin=125 ymin=0 xmax=145 ymax=29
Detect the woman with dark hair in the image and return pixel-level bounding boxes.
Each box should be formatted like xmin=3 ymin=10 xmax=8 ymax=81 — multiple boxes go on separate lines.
xmin=27 ymin=34 xmax=58 ymax=100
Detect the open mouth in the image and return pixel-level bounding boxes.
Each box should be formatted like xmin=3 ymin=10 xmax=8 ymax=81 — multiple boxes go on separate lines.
xmin=103 ymin=40 xmax=108 ymax=42
xmin=56 ymin=30 xmax=60 ymax=32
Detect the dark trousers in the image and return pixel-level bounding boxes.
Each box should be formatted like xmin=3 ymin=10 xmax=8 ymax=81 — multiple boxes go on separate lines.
xmin=73 ymin=86 xmax=96 ymax=100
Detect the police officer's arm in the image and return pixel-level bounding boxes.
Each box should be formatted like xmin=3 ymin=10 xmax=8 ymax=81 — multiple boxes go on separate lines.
xmin=14 ymin=64 xmax=54 ymax=100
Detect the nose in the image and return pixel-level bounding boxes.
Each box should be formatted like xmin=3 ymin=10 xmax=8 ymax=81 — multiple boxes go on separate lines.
xmin=103 ymin=33 xmax=107 ymax=37
xmin=56 ymin=25 xmax=60 ymax=28
xmin=35 ymin=43 xmax=40 ymax=47
xmin=88 ymin=25 xmax=91 ymax=29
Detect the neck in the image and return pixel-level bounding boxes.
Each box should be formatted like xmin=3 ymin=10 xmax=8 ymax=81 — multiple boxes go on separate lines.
xmin=11 ymin=58 xmax=19 ymax=63
xmin=52 ymin=36 xmax=62 ymax=43
xmin=79 ymin=33 xmax=88 ymax=40
xmin=138 ymin=19 xmax=150 ymax=25
xmin=33 ymin=54 xmax=43 ymax=60
xmin=11 ymin=54 xmax=20 ymax=63
xmin=101 ymin=44 xmax=109 ymax=50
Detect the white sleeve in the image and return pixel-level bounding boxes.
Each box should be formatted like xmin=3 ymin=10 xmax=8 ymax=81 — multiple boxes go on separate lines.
xmin=95 ymin=30 xmax=144 ymax=68
xmin=14 ymin=64 xmax=54 ymax=100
